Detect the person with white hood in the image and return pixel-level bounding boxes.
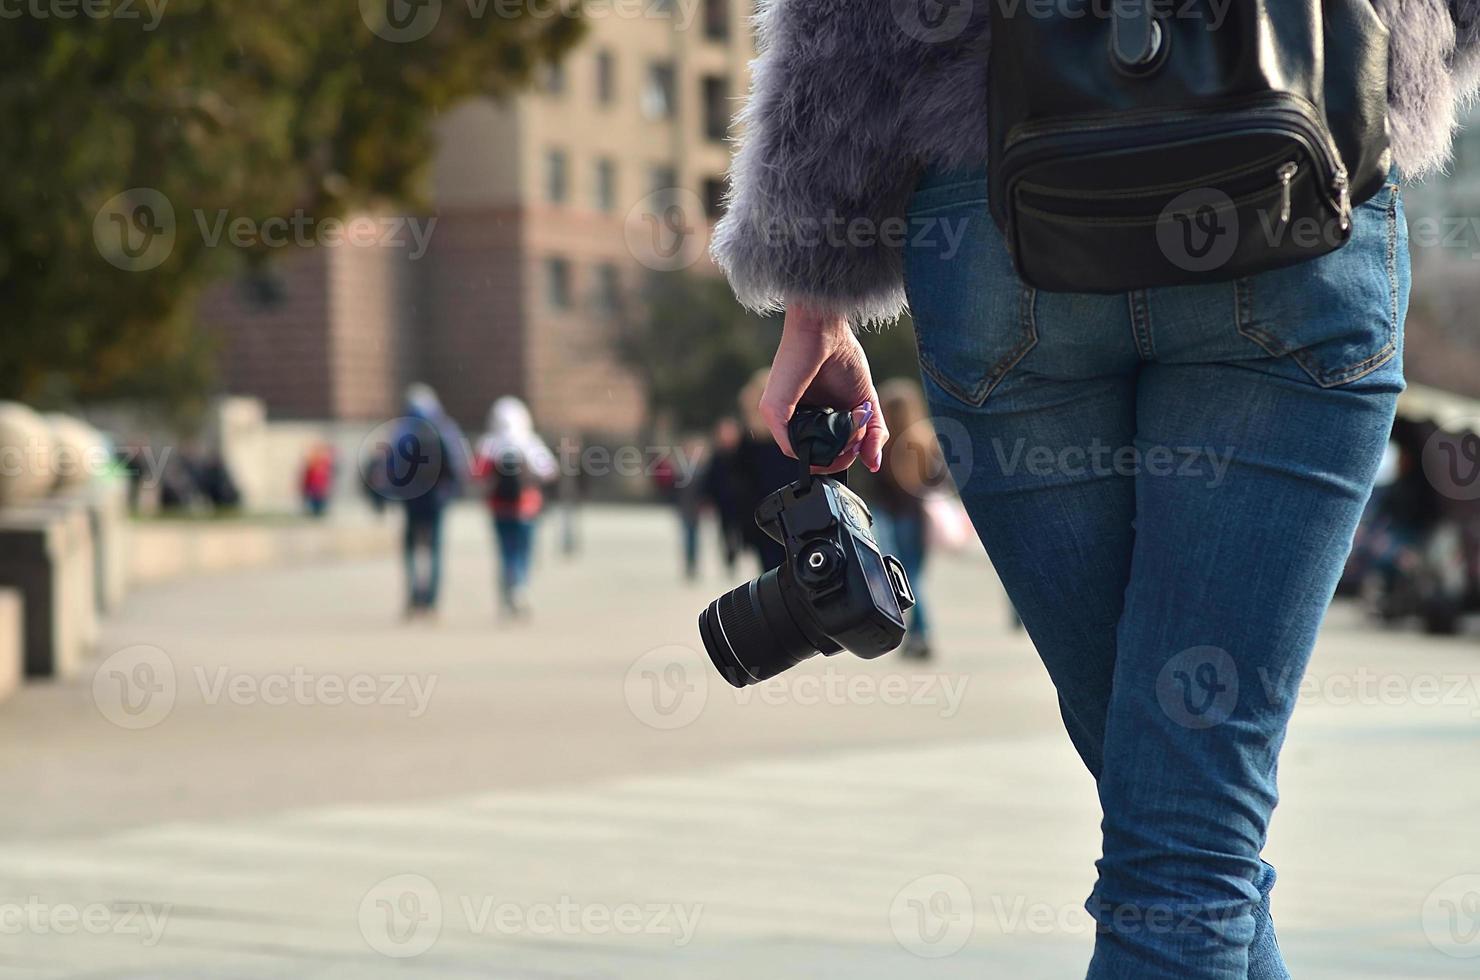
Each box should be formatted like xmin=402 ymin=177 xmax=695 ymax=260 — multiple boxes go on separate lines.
xmin=474 ymin=397 xmax=559 ymax=617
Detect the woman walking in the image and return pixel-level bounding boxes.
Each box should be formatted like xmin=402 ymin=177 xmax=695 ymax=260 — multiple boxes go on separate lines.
xmin=867 ymin=379 xmax=947 ymax=659
xmin=475 ymin=397 xmax=558 ymax=618
xmin=711 ymin=3 xmax=1480 ymax=977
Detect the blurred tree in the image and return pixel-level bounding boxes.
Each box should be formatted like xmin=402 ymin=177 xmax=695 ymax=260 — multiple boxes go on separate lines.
xmin=615 ymin=271 xmax=925 ymax=433
xmin=0 ymin=0 xmax=582 ymax=417
xmin=615 ymin=272 xmax=780 ymax=433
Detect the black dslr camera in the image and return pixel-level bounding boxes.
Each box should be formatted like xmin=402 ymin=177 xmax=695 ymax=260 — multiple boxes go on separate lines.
xmin=699 ymin=407 xmax=915 ymax=688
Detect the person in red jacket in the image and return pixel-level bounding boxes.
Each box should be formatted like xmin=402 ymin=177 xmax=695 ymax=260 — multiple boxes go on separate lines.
xmin=473 ymin=397 xmax=558 ymax=617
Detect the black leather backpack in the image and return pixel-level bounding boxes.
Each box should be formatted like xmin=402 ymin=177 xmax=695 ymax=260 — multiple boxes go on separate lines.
xmin=987 ymin=0 xmax=1392 ymax=293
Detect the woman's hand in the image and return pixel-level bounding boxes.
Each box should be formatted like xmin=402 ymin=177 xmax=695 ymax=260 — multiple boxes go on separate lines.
xmin=758 ymin=301 xmax=889 ymax=474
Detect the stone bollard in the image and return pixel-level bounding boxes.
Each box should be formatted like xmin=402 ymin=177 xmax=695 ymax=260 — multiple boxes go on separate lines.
xmin=0 ymin=497 xmax=96 ymax=679
xmin=46 ymin=414 xmax=109 ymax=493
xmin=0 ymin=402 xmax=56 ymax=506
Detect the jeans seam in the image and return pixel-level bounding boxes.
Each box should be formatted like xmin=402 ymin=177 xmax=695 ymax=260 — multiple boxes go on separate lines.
xmin=1128 ymin=290 xmax=1155 ymax=359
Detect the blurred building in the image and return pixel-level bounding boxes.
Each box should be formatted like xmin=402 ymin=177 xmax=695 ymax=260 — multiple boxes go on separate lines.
xmin=1399 ymin=114 xmax=1480 ymax=397
xmin=205 ymin=0 xmax=752 ymax=435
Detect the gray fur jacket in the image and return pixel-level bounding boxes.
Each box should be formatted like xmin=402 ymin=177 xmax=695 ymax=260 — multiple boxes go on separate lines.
xmin=711 ymin=0 xmax=1480 ymax=326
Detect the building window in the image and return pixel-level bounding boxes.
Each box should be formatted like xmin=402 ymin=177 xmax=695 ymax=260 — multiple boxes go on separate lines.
xmin=596 ymin=158 xmax=617 ymax=212
xmin=648 ymin=165 xmax=678 ymax=208
xmin=596 ymin=49 xmax=616 ymax=106
xmin=702 ymin=177 xmax=727 ymax=219
xmin=702 ymin=75 xmax=730 ymax=142
xmin=643 ymin=62 xmax=677 ymax=120
xmin=546 ymin=149 xmax=568 ymax=205
xmin=704 ymin=0 xmax=729 ymax=40
xmin=542 ymin=61 xmax=566 ymax=96
xmin=594 ymin=263 xmax=622 ymax=316
xmin=546 ymin=257 xmax=572 ymax=311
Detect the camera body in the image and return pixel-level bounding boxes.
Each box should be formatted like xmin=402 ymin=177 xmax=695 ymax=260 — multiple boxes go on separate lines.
xmin=700 ymin=470 xmax=915 ymax=688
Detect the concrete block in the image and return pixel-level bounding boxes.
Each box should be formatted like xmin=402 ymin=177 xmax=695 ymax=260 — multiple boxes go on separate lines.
xmin=0 ymin=496 xmax=96 ymax=679
xmin=0 ymin=589 xmax=20 ymax=703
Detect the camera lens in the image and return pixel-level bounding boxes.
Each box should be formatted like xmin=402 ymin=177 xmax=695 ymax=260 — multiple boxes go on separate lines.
xmin=699 ymin=568 xmax=817 ymax=687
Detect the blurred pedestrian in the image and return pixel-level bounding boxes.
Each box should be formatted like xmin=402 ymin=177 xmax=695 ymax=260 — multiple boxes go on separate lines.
xmin=702 ymin=416 xmax=745 ymax=575
xmin=665 ymin=436 xmax=709 ymax=582
xmin=395 ymin=383 xmax=469 ymax=619
xmin=734 ymin=369 xmax=794 ymax=572
xmin=300 ymin=442 xmax=336 ymax=518
xmin=475 ymin=396 xmax=557 ymax=618
xmin=871 ymin=379 xmax=946 ymax=659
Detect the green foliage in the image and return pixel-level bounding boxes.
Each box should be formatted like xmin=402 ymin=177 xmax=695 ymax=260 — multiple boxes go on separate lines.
xmin=0 ymin=0 xmax=582 ymax=412
xmin=615 ymin=272 xmax=782 ymax=432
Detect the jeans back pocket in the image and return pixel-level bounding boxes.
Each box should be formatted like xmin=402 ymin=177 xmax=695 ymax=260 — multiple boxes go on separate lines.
xmin=904 ymin=171 xmax=1038 ymax=409
xmin=1234 ymin=181 xmax=1405 ymax=388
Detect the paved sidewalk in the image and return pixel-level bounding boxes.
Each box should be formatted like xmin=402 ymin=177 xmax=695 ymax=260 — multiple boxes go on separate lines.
xmin=0 ymin=505 xmax=1477 ymax=977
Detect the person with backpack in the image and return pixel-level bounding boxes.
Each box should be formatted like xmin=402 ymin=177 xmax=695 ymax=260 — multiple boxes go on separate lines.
xmin=710 ymin=3 xmax=1480 ymax=977
xmin=474 ymin=397 xmax=558 ymax=617
xmin=394 ymin=384 xmax=469 ymax=619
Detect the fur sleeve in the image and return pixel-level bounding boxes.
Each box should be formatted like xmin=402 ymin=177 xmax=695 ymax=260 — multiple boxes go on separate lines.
xmin=710 ymin=0 xmax=986 ymax=328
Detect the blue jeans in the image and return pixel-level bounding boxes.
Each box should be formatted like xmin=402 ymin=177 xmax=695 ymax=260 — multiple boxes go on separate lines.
xmin=494 ymin=517 xmax=536 ymax=603
xmin=403 ymin=507 xmax=444 ymax=609
xmin=904 ymin=166 xmax=1408 ymax=979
